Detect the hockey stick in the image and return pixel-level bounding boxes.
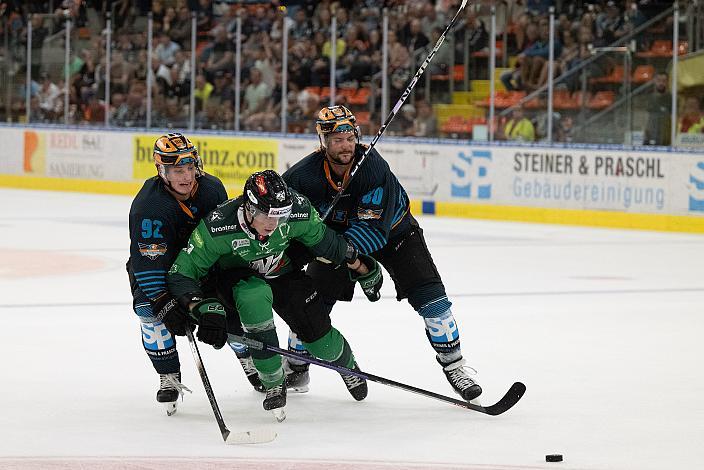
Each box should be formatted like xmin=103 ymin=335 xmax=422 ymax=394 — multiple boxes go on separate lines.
xmin=229 ymin=333 xmax=525 ymax=416
xmin=321 ymin=0 xmax=470 ymax=221
xmin=185 ymin=328 xmax=277 ymax=444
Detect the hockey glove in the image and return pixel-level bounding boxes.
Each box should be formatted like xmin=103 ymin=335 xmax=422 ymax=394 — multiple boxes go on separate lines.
xmin=349 ymin=254 xmax=383 ymax=302
xmin=153 ymin=294 xmax=193 ymax=336
xmin=190 ymin=298 xmax=228 ymax=349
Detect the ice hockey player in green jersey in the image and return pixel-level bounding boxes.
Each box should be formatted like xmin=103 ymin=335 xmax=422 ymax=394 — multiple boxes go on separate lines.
xmin=167 ymin=170 xmax=383 ymax=421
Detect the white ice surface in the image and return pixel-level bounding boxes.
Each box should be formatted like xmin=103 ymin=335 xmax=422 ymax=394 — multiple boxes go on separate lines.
xmin=1 ymin=188 xmax=703 ymax=469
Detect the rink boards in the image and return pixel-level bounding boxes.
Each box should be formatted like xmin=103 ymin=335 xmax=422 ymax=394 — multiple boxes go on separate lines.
xmin=1 ymin=125 xmax=703 ymax=233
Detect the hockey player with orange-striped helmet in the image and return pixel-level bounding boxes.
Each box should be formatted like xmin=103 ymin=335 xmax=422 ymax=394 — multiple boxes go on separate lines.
xmin=315 ymin=105 xmax=362 ymax=173
xmin=153 ymin=133 xmax=204 ymax=199
xmin=315 ymin=105 xmax=360 ymax=147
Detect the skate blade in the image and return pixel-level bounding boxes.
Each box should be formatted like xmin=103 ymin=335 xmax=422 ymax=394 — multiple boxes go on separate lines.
xmin=163 ymin=402 xmax=178 ymax=416
xmin=226 ymin=428 xmax=278 ymax=445
xmin=271 ymin=407 xmax=286 ymax=423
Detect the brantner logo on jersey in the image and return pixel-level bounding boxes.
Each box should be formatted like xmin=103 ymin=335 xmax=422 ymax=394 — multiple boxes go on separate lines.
xmin=451 ymin=150 xmax=492 ymax=200
xmin=688 ymin=161 xmax=704 ymax=212
xmin=138 ymin=243 xmax=167 ymax=259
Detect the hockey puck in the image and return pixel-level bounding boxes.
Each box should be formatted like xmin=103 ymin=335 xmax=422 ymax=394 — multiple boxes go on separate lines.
xmin=546 ymin=454 xmax=563 ymax=462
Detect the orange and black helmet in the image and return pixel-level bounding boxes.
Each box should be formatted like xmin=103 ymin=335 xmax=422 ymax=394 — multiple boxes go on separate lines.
xmin=315 ymin=105 xmax=359 ymax=145
xmin=153 ymin=133 xmax=203 ymax=175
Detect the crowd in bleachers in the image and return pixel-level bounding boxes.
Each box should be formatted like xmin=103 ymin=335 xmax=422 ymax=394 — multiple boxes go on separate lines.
xmin=0 ymin=0 xmax=697 ymax=144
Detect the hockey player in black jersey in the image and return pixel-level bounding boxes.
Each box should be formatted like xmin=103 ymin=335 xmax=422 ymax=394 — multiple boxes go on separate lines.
xmin=127 ymin=133 xmax=262 ymax=416
xmin=282 ymin=105 xmax=482 ymax=402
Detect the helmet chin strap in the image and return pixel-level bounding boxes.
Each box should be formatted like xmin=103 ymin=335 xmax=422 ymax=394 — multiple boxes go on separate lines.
xmin=158 ymin=164 xmax=198 ymax=200
xmin=242 ymin=203 xmax=271 ymax=243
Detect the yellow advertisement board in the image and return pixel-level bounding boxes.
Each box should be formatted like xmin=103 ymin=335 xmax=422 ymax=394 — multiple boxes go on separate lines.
xmin=133 ymin=134 xmax=277 ymax=191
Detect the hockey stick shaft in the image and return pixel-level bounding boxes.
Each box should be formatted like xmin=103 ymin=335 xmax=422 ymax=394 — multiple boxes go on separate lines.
xmin=321 ymin=0 xmax=470 ymax=221
xmin=186 ymin=328 xmax=231 ymax=441
xmin=228 ymin=333 xmax=525 ymax=415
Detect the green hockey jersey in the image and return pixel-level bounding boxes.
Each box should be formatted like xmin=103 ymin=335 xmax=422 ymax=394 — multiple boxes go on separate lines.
xmin=167 ymin=190 xmax=350 ymax=298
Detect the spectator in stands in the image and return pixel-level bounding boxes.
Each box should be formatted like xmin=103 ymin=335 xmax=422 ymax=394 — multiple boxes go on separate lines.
xmin=109 ymin=52 xmax=133 ymax=95
xmin=388 ymin=104 xmax=415 ymax=136
xmin=454 ymin=9 xmax=488 ymax=59
xmin=114 ymin=84 xmax=146 ymax=127
xmin=202 ymin=27 xmax=234 ymax=79
xmin=595 ymin=1 xmax=622 ymax=46
xmin=82 ymin=90 xmax=105 ymax=124
xmin=521 ymin=17 xmax=561 ymax=91
xmin=555 ymin=115 xmax=575 ymax=143
xmin=247 ymin=5 xmax=272 ymax=35
xmin=242 ymin=67 xmax=270 ymax=122
xmin=290 ymin=7 xmax=313 ymax=40
xmin=615 ymin=0 xmax=646 ymax=40
xmin=154 ymin=32 xmax=181 ymax=67
xmin=679 ymin=96 xmax=703 ymax=133
xmin=210 ymin=70 xmax=235 ymax=104
xmin=253 ymin=40 xmax=276 ymax=90
xmin=501 ymin=20 xmax=538 ymax=91
xmin=151 ymin=0 xmax=166 ymax=27
xmin=534 ymin=29 xmax=577 ymax=90
xmin=194 ymin=73 xmax=214 ymax=113
xmin=169 ymin=7 xmax=193 ymax=49
xmin=502 ymin=105 xmax=535 ymax=142
xmin=421 ymin=2 xmax=445 ymax=38
xmin=413 ymin=99 xmax=438 ymax=137
xmin=160 ymin=6 xmax=177 ymax=36
xmin=643 ymin=72 xmax=672 ymax=146
xmin=312 ymin=4 xmax=332 ymax=36
xmin=400 ymin=18 xmax=429 ymax=52
xmin=196 ymin=0 xmax=214 ymax=33
xmin=36 ymin=72 xmax=61 ymax=122
xmin=428 ymin=26 xmax=453 ymax=75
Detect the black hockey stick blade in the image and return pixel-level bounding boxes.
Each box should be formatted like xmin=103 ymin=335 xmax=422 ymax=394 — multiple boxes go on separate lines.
xmin=471 ymin=382 xmax=526 ymax=416
xmin=229 ymin=333 xmax=524 ymax=415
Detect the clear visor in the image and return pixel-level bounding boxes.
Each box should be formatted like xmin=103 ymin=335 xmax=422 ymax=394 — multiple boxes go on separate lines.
xmin=249 ymin=203 xmax=293 ymax=226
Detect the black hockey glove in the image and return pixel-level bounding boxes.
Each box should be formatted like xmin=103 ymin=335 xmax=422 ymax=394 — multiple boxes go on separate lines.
xmin=190 ymin=298 xmax=228 ymax=349
xmin=153 ymin=294 xmax=193 ymax=336
xmin=349 ymin=253 xmax=383 ymax=302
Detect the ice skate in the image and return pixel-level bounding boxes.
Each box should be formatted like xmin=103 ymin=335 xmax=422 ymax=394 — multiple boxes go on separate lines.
xmin=263 ymin=382 xmax=287 ymax=422
xmin=285 ymin=360 xmax=310 ymax=393
xmin=340 ymin=361 xmax=368 ymax=401
xmin=156 ymin=372 xmax=192 ymax=416
xmin=238 ymin=355 xmax=266 ymax=393
xmin=439 ymin=358 xmax=482 ymax=402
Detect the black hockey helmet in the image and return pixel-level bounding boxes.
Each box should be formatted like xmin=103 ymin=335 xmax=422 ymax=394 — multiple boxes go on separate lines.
xmin=243 ymin=170 xmax=293 ymax=221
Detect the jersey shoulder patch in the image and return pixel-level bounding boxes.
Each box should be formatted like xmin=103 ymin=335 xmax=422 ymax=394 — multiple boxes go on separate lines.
xmin=288 ymin=190 xmax=312 ymax=222
xmin=203 ymin=197 xmax=242 ymax=236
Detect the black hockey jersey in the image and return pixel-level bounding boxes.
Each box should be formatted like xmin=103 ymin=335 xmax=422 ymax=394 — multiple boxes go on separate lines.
xmin=128 ymin=174 xmax=227 ymax=302
xmin=283 ymin=145 xmax=410 ymax=254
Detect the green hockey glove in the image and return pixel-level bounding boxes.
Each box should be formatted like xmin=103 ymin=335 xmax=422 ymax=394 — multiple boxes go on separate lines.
xmin=349 ymin=254 xmax=383 ymax=302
